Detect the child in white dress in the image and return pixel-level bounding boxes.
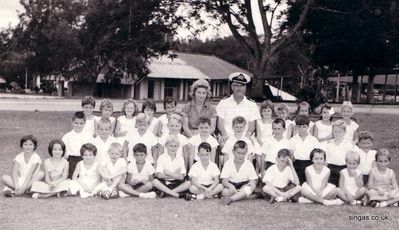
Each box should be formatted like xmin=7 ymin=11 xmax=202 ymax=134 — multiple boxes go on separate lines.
xmin=340 ymin=101 xmax=359 ymax=143
xmin=254 ymin=100 xmax=274 ymax=162
xmin=31 ymin=139 xmax=70 ymax=198
xmin=114 ymin=99 xmax=138 ymax=137
xmin=142 ymin=100 xmax=161 ymax=136
xmin=313 ymin=104 xmax=333 ymax=147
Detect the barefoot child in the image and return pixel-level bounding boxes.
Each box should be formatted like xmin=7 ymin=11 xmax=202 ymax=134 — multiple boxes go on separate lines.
xmin=2 ymin=135 xmax=44 ymax=197
xmin=114 ymin=99 xmax=138 ymax=137
xmin=188 ymin=142 xmax=223 ymax=199
xmin=337 ymin=151 xmax=367 ymax=205
xmin=367 ymin=149 xmax=399 ymax=207
xmin=300 ymin=148 xmax=341 ymax=205
xmin=262 ymin=149 xmax=301 ymax=203
xmin=81 ymin=96 xmax=98 ymax=137
xmin=118 ymin=143 xmax=156 ymax=199
xmin=152 ymin=135 xmax=192 ymax=200
xmin=220 ymin=141 xmax=258 ymax=205
xmin=69 ymin=143 xmax=101 ymax=198
xmin=31 ymin=139 xmax=70 ymax=199
xmin=94 ymin=142 xmax=127 ymax=199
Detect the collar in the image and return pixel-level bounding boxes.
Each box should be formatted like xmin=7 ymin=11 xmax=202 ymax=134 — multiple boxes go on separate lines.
xmin=228 ymin=95 xmax=248 ymax=104
xmin=190 ymin=100 xmax=210 ymax=108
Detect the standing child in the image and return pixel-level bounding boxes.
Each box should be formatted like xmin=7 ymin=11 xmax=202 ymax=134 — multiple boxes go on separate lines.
xmin=31 ymin=139 xmax=70 ymax=199
xmin=275 ymin=103 xmax=294 ymax=139
xmin=118 ymin=143 xmax=156 ymax=199
xmin=367 ymin=149 xmax=399 ymax=207
xmin=189 ymin=142 xmax=223 ymax=199
xmin=62 ymin=112 xmax=93 ymax=179
xmin=293 ymin=101 xmax=315 ymax=136
xmin=262 ymin=149 xmax=301 ymax=203
xmin=289 ymin=115 xmax=321 ymax=184
xmin=123 ymin=113 xmax=158 ymax=165
xmin=313 ymin=104 xmax=333 ymax=148
xmin=300 ymin=148 xmax=341 ymax=205
xmin=114 ymin=99 xmax=138 ymax=137
xmin=221 ymin=116 xmax=255 ymax=166
xmin=2 ymin=135 xmax=44 ymax=197
xmin=355 ymin=131 xmax=377 ymax=185
xmin=158 ymin=98 xmax=177 ymax=137
xmin=69 ymin=143 xmax=101 ymax=198
xmin=142 ymin=100 xmax=162 ymax=137
xmin=95 ymin=99 xmax=116 ymax=136
xmin=336 ymin=151 xmax=367 ymax=205
xmin=326 ymin=120 xmax=355 ymax=186
xmin=152 ymin=136 xmax=192 ymax=200
xmin=93 ymin=143 xmax=127 ymax=199
xmin=188 ymin=116 xmax=219 ymax=164
xmin=81 ymin=96 xmax=98 ymax=137
xmin=257 ymin=118 xmax=291 ymax=175
xmin=255 ymin=100 xmax=274 ymax=147
xmin=220 ymin=141 xmax=258 ymax=205
xmin=92 ymin=118 xmax=118 ymax=165
xmin=340 ymin=101 xmax=359 ymax=143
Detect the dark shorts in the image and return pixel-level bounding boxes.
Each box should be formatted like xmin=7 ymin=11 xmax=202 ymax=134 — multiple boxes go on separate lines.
xmin=230 ymin=181 xmax=249 ymax=190
xmin=157 ymin=179 xmax=184 ymax=190
xmin=363 ymin=175 xmax=369 ymax=186
xmin=132 ymin=182 xmax=145 ymax=190
xmin=67 ymin=155 xmax=83 ymax=179
xmin=328 ymin=164 xmax=346 ymax=187
xmin=265 ymin=161 xmax=275 ymax=171
xmin=293 ymin=160 xmax=312 ymax=185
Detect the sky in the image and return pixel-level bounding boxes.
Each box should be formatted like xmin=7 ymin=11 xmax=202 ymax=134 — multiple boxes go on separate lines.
xmin=0 ymin=1 xmax=285 ymax=40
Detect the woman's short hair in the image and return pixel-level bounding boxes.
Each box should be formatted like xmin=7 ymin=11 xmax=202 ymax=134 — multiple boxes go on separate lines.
xmin=189 ymin=79 xmax=212 ymax=100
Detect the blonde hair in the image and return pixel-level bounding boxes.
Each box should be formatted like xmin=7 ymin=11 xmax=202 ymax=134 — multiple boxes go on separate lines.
xmin=136 ymin=113 xmax=148 ymax=124
xmin=276 ymin=103 xmax=289 ymax=113
xmin=100 ymin=99 xmax=113 ymax=111
xmin=189 ymin=79 xmax=212 ymax=100
xmin=168 ymin=113 xmax=182 ymax=125
xmin=332 ymin=119 xmax=346 ymax=131
xmin=341 ymin=101 xmax=354 ymax=112
xmin=108 ymin=142 xmax=122 ymax=154
xmin=165 ymin=135 xmax=180 ymax=146
xmin=345 ymin=151 xmax=360 ymax=164
xmin=121 ymin=98 xmax=138 ymax=116
xmin=97 ymin=118 xmax=112 ymax=128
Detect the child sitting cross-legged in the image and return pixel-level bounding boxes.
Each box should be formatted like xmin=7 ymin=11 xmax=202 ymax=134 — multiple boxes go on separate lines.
xmin=299 ymin=148 xmax=342 ymax=205
xmin=336 ymin=151 xmax=367 ymax=205
xmin=93 ymin=142 xmax=127 ymax=199
xmin=118 ymin=143 xmax=156 ymax=199
xmin=367 ymin=149 xmax=399 ymax=207
xmin=220 ymin=140 xmax=258 ymax=205
xmin=152 ymin=135 xmax=192 ymax=200
xmin=262 ymin=149 xmax=301 ymax=203
xmin=188 ymin=142 xmax=223 ymax=199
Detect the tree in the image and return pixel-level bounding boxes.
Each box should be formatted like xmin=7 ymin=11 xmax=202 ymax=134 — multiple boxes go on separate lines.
xmin=184 ymin=0 xmax=314 ymax=99
xmin=285 ymin=0 xmax=399 ymax=103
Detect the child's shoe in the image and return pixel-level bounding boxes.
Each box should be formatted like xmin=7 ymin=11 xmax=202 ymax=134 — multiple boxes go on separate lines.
xmin=139 ymin=192 xmax=156 ymax=199
xmin=298 ymin=197 xmax=313 ymax=204
xmin=195 ymin=194 xmax=205 ymax=200
xmin=378 ymin=201 xmax=388 ymax=208
xmin=4 ymin=190 xmax=15 ymax=198
xmin=57 ymin=191 xmax=69 ymax=198
xmin=275 ymin=196 xmax=286 ymax=202
xmin=101 ymin=191 xmax=111 ymax=200
xmin=323 ymin=199 xmax=343 ymax=206
xmin=31 ymin=193 xmax=39 ymax=199
xmin=109 ymin=189 xmax=119 ymax=199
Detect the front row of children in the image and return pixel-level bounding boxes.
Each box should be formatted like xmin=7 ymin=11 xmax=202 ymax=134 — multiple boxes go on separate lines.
xmin=2 ymin=135 xmax=399 ymax=207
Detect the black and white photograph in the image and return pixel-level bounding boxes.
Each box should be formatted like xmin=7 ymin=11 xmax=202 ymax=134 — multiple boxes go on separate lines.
xmin=0 ymin=0 xmax=398 ymax=229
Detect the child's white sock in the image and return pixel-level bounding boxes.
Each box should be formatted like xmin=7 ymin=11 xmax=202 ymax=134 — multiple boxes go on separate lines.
xmin=323 ymin=199 xmax=336 ymax=205
xmin=379 ymin=201 xmax=388 ymax=207
xmin=276 ymin=196 xmax=286 ymax=202
xmin=139 ymin=192 xmax=156 ymax=199
xmin=196 ymin=194 xmax=205 ymax=200
xmin=32 ymin=193 xmax=39 ymax=199
xmin=298 ymin=197 xmax=313 ymax=204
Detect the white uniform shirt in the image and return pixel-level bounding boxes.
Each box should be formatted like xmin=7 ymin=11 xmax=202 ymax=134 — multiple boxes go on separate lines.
xmin=14 ymin=152 xmax=41 ymax=184
xmin=103 ymin=158 xmax=127 ymax=179
xmin=283 ymin=119 xmax=295 ymax=139
xmin=82 ymin=115 xmax=98 ymax=136
xmin=305 ymin=165 xmax=330 ymax=190
xmin=263 ymin=164 xmax=294 ymax=189
xmin=76 ymin=161 xmax=100 ymax=188
xmin=124 ymin=130 xmax=158 ymax=164
xmin=314 ymin=120 xmax=332 ymax=140
xmin=222 ymin=136 xmax=254 ymax=160
xmin=188 ymin=134 xmax=219 ymax=161
xmin=158 ymin=133 xmax=188 ymax=157
xmin=220 ymin=159 xmax=258 ymax=183
xmin=355 ymin=146 xmax=377 ymax=175
xmin=341 ymin=168 xmax=361 ymax=196
xmin=216 ymin=95 xmax=261 ymax=138
xmin=188 ymin=161 xmax=220 ymax=186
xmin=343 ymin=120 xmax=359 ymax=143
xmin=326 ymin=139 xmax=355 ymax=166
xmin=62 ymin=130 xmax=93 ymax=157
xmin=91 ymin=136 xmax=118 ymax=165
xmin=158 ymin=114 xmax=170 ymax=137
xmin=117 ymin=115 xmax=136 ymax=135
xmin=127 ymin=161 xmax=155 ymax=182
xmin=156 ymin=153 xmax=186 ymax=180
xmin=260 ymin=137 xmax=291 ymax=163
xmin=289 ymin=134 xmax=321 ymax=160
xmin=256 ymin=120 xmax=273 ymax=141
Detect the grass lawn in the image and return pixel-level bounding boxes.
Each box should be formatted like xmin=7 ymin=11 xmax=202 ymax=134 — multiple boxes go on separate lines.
xmin=0 ymin=111 xmax=398 ymax=230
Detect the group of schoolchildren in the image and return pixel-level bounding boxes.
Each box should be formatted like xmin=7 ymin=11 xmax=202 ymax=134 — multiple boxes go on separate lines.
xmin=2 ymin=96 xmax=399 ymax=208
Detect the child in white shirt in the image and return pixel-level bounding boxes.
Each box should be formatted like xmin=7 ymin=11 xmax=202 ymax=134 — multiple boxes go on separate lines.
xmin=188 ymin=116 xmax=219 ymax=163
xmin=355 ymin=131 xmax=377 ymax=185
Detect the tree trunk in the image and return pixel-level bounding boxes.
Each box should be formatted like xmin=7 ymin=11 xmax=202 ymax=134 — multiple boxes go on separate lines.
xmin=366 ymin=71 xmax=375 ymax=103
xmin=249 ymin=74 xmax=266 ymax=100
xmin=351 ymin=73 xmax=359 ymax=102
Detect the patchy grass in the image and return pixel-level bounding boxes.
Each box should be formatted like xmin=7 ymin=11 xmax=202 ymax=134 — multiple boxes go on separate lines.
xmin=0 ymin=111 xmax=398 ymax=230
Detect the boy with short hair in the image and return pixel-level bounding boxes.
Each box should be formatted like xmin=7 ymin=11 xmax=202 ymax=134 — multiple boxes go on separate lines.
xmin=123 ymin=113 xmax=158 ymax=165
xmin=158 ymin=98 xmax=177 ymax=137
xmin=276 ymin=103 xmax=294 ymax=139
xmin=289 ymin=115 xmax=321 ymax=184
xmin=188 ymin=117 xmax=219 ymax=163
xmin=188 ymin=142 xmax=223 ymax=199
xmin=258 ymin=118 xmax=291 ymax=174
xmin=152 ymin=135 xmax=192 ymax=200
xmin=221 ymin=116 xmax=254 ymax=166
xmin=355 ymin=131 xmax=377 ymax=184
xmin=262 ymin=149 xmax=301 ymax=203
xmin=81 ymin=96 xmax=98 ymax=137
xmin=91 ymin=118 xmax=118 ymax=165
xmin=93 ymin=142 xmax=127 ymax=199
xmin=118 ymin=143 xmax=157 ymax=199
xmin=220 ymin=141 xmax=258 ymax=205
xmin=62 ymin=111 xmax=93 ymax=179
